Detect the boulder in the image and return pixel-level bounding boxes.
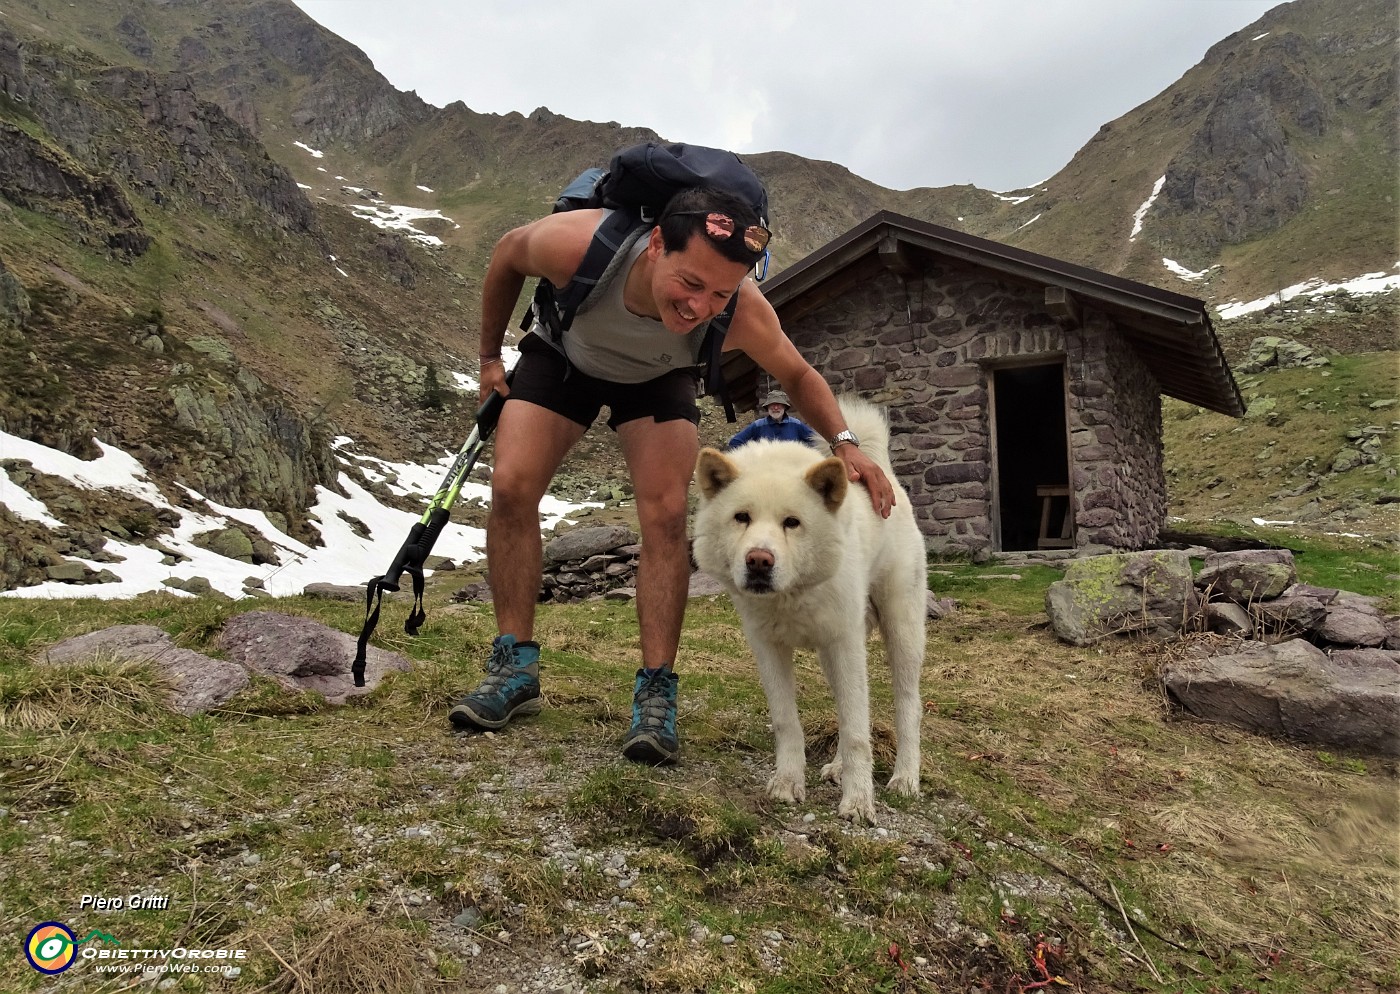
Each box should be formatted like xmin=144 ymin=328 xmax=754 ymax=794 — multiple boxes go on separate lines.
xmin=1254 ymin=592 xmax=1328 ymax=635
xmin=1385 ymin=616 xmax=1400 ymax=651
xmin=452 ymin=580 xmax=492 ymax=603
xmin=217 ymin=611 xmax=411 ymax=703
xmin=926 ymin=593 xmax=959 ymax=620
xmin=303 ymin=581 xmax=385 ymax=602
xmin=1163 ymin=638 xmax=1399 ymax=756
xmin=1205 ymin=601 xmax=1253 ymax=637
xmin=41 ymin=625 xmax=249 ymax=714
xmin=687 ymin=570 xmax=725 ymax=598
xmin=1045 ymin=550 xmax=1199 ymax=646
xmin=1314 ymin=604 xmax=1388 ymax=648
xmin=1328 ymin=648 xmax=1400 ymax=673
xmin=543 ymin=525 xmax=638 ymax=564
xmin=1193 ymin=549 xmax=1296 ymax=604
xmin=193 ymin=526 xmax=255 ymax=563
xmin=44 ymin=561 xmax=88 ymax=582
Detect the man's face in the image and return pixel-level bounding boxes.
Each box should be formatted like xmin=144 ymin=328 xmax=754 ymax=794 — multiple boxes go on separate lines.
xmin=766 ymin=404 xmax=787 ymax=420
xmin=647 ymin=228 xmax=751 ymax=334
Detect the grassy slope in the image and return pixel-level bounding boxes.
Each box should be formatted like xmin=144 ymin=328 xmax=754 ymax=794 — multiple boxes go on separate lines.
xmin=1164 ymin=292 xmax=1399 ymax=544
xmin=0 ymin=558 xmax=1395 ymax=994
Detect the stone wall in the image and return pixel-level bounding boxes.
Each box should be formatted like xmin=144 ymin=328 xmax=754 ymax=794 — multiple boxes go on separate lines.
xmin=1069 ymin=315 xmax=1166 ymax=548
xmin=782 ymin=256 xmax=1167 ymax=554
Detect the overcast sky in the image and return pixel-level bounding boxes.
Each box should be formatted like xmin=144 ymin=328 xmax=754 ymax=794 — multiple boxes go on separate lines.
xmin=290 ymin=0 xmax=1280 ymax=192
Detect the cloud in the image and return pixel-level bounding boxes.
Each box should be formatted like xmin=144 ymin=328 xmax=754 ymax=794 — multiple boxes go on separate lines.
xmin=292 ymin=0 xmax=1279 ymax=191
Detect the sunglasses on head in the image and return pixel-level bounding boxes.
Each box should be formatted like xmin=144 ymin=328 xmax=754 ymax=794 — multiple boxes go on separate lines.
xmin=670 ymin=210 xmax=772 ymax=254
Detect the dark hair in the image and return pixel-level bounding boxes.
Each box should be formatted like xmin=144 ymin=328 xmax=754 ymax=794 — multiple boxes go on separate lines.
xmin=657 ymin=186 xmax=766 ymax=267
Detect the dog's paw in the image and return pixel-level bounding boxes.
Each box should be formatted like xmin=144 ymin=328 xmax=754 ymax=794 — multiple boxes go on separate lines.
xmin=837 ymin=789 xmax=878 ymax=825
xmin=886 ymin=771 xmax=921 ymax=797
xmin=819 ymin=757 xmax=843 ymax=785
xmin=766 ymin=772 xmax=806 ymax=804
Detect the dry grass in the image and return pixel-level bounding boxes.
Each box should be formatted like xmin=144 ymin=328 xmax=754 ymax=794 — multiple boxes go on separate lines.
xmin=249 ymin=913 xmax=424 ymax=994
xmin=0 ymin=658 xmax=168 ymax=730
xmin=0 ymin=575 xmax=1396 ymax=992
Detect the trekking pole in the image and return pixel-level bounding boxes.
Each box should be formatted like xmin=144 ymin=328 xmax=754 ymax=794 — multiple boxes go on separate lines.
xmin=352 ymin=373 xmax=512 ymax=687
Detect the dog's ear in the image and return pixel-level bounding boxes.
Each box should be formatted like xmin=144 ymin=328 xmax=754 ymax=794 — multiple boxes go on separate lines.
xmin=804 ymin=457 xmax=848 ymax=512
xmin=695 ymin=448 xmax=740 ymax=499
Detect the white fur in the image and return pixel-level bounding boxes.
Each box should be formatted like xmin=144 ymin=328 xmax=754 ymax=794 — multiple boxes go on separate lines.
xmin=693 ymin=397 xmax=927 ymax=823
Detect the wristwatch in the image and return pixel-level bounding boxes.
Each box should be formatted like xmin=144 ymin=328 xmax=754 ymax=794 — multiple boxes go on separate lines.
xmin=831 ymin=429 xmax=860 ymax=449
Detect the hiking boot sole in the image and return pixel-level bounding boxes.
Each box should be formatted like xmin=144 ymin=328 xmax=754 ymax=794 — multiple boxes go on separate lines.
xmin=449 ymin=697 xmax=542 ymax=731
xmin=621 ymin=732 xmax=679 ymax=765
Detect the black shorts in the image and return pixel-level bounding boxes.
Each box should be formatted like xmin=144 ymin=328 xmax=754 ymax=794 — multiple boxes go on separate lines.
xmin=508 ymin=333 xmax=701 ymax=430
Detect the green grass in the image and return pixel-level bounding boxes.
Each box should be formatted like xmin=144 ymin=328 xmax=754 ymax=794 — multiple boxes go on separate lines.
xmin=1164 ymin=351 xmax=1400 ymax=551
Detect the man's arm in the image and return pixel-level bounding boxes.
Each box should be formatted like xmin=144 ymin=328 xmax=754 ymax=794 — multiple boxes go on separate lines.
xmin=722 ymin=281 xmax=897 ymax=517
xmin=476 ymin=210 xmax=606 ymax=400
xmin=727 ymin=422 xmax=758 ymax=450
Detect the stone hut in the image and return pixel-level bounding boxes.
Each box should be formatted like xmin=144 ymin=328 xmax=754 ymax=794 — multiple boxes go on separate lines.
xmin=725 ymin=212 xmax=1244 ymax=555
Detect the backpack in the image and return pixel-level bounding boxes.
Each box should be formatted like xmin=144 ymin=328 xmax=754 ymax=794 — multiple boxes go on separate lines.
xmin=521 ymin=141 xmax=771 ymax=422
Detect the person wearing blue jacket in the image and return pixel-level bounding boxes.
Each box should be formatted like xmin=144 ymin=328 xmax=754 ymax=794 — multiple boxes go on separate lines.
xmin=727 ymin=390 xmax=819 ymax=448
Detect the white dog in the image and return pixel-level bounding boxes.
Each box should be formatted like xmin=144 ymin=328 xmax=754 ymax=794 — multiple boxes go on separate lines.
xmin=693 ymin=396 xmax=926 ymax=823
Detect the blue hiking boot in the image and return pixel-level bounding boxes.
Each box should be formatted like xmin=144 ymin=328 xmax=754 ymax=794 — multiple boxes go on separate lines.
xmin=621 ymin=667 xmax=679 ymax=764
xmin=449 ymin=635 xmax=541 ymax=730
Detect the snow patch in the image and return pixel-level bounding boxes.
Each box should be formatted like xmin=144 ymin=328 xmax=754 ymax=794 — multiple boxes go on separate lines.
xmin=1217 ymin=268 xmax=1400 ymax=320
xmin=1130 ymin=175 xmax=1166 ymax=240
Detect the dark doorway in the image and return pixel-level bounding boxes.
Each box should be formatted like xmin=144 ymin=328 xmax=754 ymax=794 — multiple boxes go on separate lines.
xmin=993 ymin=364 xmax=1070 ymax=551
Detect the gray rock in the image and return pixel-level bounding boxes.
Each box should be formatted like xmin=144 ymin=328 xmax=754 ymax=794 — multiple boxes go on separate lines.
xmin=1193 ymin=549 xmax=1296 ymax=604
xmin=687 ymin=571 xmax=726 ymax=598
xmin=1328 ymin=648 xmax=1400 ymax=673
xmin=1283 ymin=583 xmax=1340 ymax=604
xmin=41 ymin=625 xmax=249 ymax=714
xmin=193 ymin=526 xmax=255 ymax=563
xmin=1314 ymin=605 xmax=1388 ymax=648
xmin=926 ymin=593 xmax=958 ymax=619
xmin=218 ymin=611 xmax=412 ymax=702
xmin=1163 ymin=638 xmax=1399 ymax=756
xmin=45 ymin=561 xmax=88 ymax=582
xmin=604 ymin=587 xmax=637 ymax=602
xmin=303 ymin=582 xmax=385 ymax=602
xmin=1045 ymin=550 xmax=1199 ymax=646
xmin=1205 ymin=602 xmax=1253 ymax=637
xmin=1255 ymin=593 xmax=1328 ymax=635
xmin=544 ymin=525 xmax=638 ymax=564
xmin=453 ymin=581 xmax=492 ymax=603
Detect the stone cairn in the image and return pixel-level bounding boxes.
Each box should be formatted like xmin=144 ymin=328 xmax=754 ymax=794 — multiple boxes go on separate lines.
xmin=453 ymin=525 xmax=642 ymax=605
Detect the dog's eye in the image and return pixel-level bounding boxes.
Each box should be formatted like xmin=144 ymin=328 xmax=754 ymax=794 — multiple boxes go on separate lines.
xmin=734 ymin=511 xmax=750 ymax=524
xmin=783 ymin=517 xmax=801 ymax=529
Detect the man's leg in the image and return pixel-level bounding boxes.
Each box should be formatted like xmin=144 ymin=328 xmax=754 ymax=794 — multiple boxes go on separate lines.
xmin=487 ymin=399 xmax=587 ymax=639
xmin=449 ymin=398 xmax=585 ymax=731
xmin=616 ymin=416 xmax=700 ymax=669
xmin=616 ymin=416 xmax=698 ymax=764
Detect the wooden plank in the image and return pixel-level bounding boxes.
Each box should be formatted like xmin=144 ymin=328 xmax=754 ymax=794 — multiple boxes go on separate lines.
xmin=1045 ymin=285 xmax=1082 ymax=329
xmin=879 ymin=234 xmax=916 ymax=276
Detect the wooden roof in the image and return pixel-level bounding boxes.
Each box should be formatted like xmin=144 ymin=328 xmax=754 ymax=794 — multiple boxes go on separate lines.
xmin=725 ymin=211 xmax=1245 ymax=417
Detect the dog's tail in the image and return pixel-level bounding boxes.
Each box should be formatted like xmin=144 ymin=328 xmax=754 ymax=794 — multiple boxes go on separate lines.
xmin=829 ymin=396 xmax=894 ymax=470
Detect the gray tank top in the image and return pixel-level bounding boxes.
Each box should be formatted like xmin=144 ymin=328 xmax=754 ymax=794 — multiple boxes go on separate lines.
xmin=535 ymin=218 xmax=708 ymax=383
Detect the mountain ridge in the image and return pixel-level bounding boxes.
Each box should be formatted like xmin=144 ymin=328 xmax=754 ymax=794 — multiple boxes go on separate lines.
xmin=0 ymin=0 xmax=1394 ymax=592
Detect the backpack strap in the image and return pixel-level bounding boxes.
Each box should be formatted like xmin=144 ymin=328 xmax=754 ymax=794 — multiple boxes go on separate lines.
xmin=701 ymin=297 xmax=739 ymax=422
xmin=525 ymin=209 xmax=649 ymax=342
xmin=522 ymin=207 xmax=741 ymax=422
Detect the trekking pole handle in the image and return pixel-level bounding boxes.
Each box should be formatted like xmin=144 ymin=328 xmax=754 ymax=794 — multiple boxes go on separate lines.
xmin=474 ymin=373 xmax=510 ymax=435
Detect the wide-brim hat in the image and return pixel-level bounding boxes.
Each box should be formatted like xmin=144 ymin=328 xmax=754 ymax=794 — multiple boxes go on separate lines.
xmin=760 ymin=389 xmax=791 ymax=409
